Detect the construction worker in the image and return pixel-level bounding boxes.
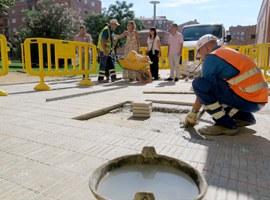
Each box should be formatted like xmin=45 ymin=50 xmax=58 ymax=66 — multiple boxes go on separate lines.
xmin=97 ymin=19 xmax=119 ymax=83
xmin=184 ymin=34 xmax=268 ymax=135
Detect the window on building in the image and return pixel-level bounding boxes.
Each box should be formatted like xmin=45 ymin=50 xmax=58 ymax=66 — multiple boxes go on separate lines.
xmin=21 ymin=8 xmax=25 ymax=12
xmin=12 ymin=9 xmax=15 ymax=14
xmin=241 ymin=32 xmax=245 ymax=36
xmin=85 ymin=10 xmax=88 ymax=14
xmin=92 ymin=2 xmax=95 ymax=7
xmin=251 ymin=34 xmax=256 ymax=39
xmin=13 ymin=28 xmax=17 ymax=33
xmin=12 ymin=18 xmax=16 ymax=23
xmin=22 ymin=17 xmax=25 ymax=22
xmin=147 ymin=21 xmax=151 ymax=24
xmin=84 ymin=0 xmax=87 ymax=4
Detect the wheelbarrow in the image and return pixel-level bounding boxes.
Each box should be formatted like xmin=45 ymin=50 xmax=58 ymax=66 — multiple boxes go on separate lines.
xmin=117 ymin=55 xmax=153 ymax=83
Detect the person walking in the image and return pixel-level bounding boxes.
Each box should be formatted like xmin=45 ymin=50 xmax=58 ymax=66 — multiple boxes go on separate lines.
xmin=97 ymin=19 xmax=120 ymax=83
xmin=147 ymin=27 xmax=161 ymax=80
xmin=183 ymin=34 xmax=268 ymax=135
xmin=119 ymin=21 xmax=140 ymax=81
xmin=165 ymin=23 xmax=183 ymax=82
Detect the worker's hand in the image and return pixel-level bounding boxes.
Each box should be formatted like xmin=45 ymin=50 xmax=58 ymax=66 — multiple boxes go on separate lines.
xmin=183 ymin=111 xmax=198 ymax=127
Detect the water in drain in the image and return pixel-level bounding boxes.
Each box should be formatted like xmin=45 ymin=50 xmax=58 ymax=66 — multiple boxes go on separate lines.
xmin=97 ymin=164 xmax=199 ymax=200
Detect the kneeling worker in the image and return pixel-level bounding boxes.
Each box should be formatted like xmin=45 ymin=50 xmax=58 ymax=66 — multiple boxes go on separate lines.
xmin=184 ymin=34 xmax=268 ymax=135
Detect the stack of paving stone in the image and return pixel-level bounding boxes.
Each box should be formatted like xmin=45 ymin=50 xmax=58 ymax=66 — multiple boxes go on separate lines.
xmin=132 ymin=101 xmax=152 ymax=118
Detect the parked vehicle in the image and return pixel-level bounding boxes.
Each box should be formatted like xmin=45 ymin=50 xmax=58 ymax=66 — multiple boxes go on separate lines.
xmin=180 ymin=24 xmax=231 ymax=77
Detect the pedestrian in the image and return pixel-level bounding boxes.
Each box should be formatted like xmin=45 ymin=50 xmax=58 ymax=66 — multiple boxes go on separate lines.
xmin=183 ymin=34 xmax=268 ymax=135
xmin=119 ymin=21 xmax=140 ymax=81
xmin=97 ymin=19 xmax=120 ymax=83
xmin=74 ymin=25 xmax=92 ymax=79
xmin=147 ymin=27 xmax=161 ymax=80
xmin=165 ymin=23 xmax=183 ymax=82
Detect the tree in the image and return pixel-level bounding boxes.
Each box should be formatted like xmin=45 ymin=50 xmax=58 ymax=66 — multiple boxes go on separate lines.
xmin=20 ymin=0 xmax=80 ymax=40
xmin=19 ymin=0 xmax=81 ymax=65
xmin=84 ymin=13 xmax=108 ymax=46
xmin=106 ymin=0 xmax=135 ymax=35
xmin=0 ymin=0 xmax=15 ymax=14
xmin=85 ymin=1 xmax=145 ymax=47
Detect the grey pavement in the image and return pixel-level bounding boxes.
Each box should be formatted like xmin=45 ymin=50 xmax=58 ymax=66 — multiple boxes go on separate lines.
xmin=0 ymin=70 xmax=270 ymax=200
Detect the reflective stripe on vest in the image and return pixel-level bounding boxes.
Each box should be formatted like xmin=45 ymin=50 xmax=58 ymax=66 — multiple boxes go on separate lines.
xmin=210 ymin=46 xmax=268 ymax=103
xmin=97 ymin=26 xmax=112 ymax=52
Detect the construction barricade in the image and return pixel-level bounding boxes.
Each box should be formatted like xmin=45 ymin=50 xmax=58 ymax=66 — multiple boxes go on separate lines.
xmin=0 ymin=34 xmax=11 ymax=96
xmin=228 ymin=44 xmax=270 ymax=82
xmin=23 ymin=38 xmax=98 ymax=91
xmin=139 ymin=44 xmax=270 ymax=82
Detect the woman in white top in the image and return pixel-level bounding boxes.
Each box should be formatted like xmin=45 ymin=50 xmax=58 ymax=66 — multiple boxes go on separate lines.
xmin=147 ymin=27 xmax=161 ymax=80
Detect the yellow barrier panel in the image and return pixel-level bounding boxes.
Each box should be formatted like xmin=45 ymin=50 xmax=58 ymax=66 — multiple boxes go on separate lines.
xmin=139 ymin=46 xmax=169 ymax=69
xmin=23 ymin=38 xmax=98 ymax=91
xmin=228 ymin=44 xmax=270 ymax=82
xmin=0 ymin=34 xmax=10 ymax=96
xmin=141 ymin=44 xmax=270 ymax=82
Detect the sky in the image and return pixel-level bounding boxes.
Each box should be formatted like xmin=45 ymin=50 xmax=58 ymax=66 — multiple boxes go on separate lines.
xmin=100 ymin=0 xmax=263 ymax=30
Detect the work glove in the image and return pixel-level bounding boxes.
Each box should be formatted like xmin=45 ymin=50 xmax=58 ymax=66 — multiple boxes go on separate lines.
xmin=183 ymin=111 xmax=198 ymax=127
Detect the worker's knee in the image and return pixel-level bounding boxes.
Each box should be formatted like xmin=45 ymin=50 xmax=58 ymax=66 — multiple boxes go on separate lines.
xmin=192 ymin=77 xmax=214 ymax=94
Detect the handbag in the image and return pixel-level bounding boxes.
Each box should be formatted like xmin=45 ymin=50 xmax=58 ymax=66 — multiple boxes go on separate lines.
xmin=147 ymin=37 xmax=155 ymax=56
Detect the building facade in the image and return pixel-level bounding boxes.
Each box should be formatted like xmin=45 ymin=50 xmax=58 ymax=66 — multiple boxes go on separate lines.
xmin=257 ymin=0 xmax=270 ymax=43
xmin=0 ymin=0 xmax=101 ymax=41
xmin=138 ymin=16 xmax=173 ymax=32
xmin=228 ymin=25 xmax=257 ymax=45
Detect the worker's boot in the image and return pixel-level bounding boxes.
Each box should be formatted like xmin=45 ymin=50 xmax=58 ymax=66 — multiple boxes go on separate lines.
xmin=199 ymin=114 xmax=238 ymax=136
xmin=198 ymin=125 xmax=238 ymax=136
xmin=232 ymin=112 xmax=256 ymax=127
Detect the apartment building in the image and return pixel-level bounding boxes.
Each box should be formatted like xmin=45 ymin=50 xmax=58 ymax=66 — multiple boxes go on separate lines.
xmin=0 ymin=0 xmax=101 ymax=41
xmin=139 ymin=16 xmax=173 ymax=32
xmin=228 ymin=25 xmax=257 ymax=45
xmin=257 ymin=0 xmax=270 ymax=43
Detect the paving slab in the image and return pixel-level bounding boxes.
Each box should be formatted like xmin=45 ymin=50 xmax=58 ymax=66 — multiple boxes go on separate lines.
xmin=0 ymin=70 xmax=270 ymax=200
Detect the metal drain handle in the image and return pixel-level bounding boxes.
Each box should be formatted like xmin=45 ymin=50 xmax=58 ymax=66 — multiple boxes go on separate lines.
xmin=134 ymin=192 xmax=155 ymax=200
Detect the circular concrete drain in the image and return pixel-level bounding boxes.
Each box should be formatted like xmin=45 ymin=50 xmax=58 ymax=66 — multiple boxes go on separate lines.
xmin=89 ymin=146 xmax=207 ymax=200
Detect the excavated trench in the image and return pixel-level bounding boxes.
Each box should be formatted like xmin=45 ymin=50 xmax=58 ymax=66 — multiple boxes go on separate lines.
xmin=88 ymin=103 xmax=192 ymax=135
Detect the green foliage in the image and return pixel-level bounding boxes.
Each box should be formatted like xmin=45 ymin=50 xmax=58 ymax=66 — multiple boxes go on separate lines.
xmin=20 ymin=0 xmax=80 ymax=40
xmin=0 ymin=0 xmax=15 ymax=14
xmin=84 ymin=14 xmax=108 ymax=46
xmin=84 ymin=0 xmax=145 ymax=48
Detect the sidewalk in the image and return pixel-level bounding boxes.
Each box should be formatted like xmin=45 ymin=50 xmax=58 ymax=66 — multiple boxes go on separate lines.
xmin=0 ymin=70 xmax=270 ymax=200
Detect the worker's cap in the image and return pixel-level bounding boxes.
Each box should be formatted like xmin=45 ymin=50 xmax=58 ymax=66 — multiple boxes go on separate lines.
xmin=196 ymin=34 xmax=218 ymax=51
xmin=196 ymin=34 xmax=218 ymax=57
xmin=79 ymin=25 xmax=86 ymax=29
xmin=110 ymin=19 xmax=120 ymax=26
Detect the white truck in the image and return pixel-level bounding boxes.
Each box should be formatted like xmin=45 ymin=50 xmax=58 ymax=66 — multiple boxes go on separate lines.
xmin=180 ymin=24 xmax=231 ymax=76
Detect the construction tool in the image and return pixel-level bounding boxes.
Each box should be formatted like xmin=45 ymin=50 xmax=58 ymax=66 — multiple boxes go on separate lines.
xmin=184 ymin=61 xmax=202 ymax=81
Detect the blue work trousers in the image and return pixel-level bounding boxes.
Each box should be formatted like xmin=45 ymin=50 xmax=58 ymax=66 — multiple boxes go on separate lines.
xmin=98 ymin=52 xmax=116 ymax=81
xmin=192 ymin=77 xmax=265 ymax=127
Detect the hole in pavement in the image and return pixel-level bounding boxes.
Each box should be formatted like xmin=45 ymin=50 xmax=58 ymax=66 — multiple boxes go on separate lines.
xmin=76 ymin=102 xmax=192 ymax=135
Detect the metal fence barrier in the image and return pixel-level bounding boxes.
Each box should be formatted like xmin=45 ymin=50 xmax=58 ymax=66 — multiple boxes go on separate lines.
xmin=0 ymin=34 xmax=10 ymax=96
xmin=23 ymin=38 xmax=98 ymax=91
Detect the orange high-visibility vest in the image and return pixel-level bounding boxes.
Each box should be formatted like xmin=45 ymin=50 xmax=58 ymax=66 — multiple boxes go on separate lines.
xmin=210 ymin=46 xmax=268 ymax=103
